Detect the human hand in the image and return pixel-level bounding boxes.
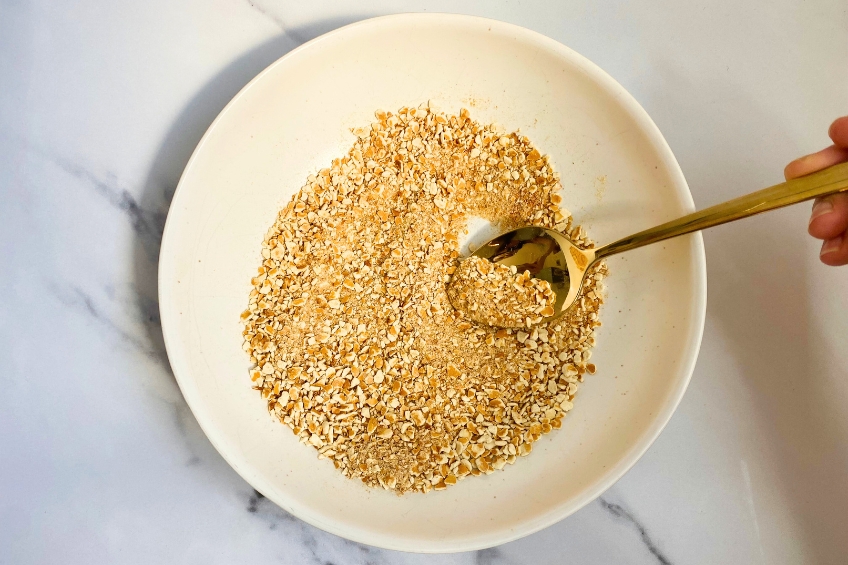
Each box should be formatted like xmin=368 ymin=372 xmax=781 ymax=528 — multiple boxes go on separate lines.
xmin=784 ymin=116 xmax=848 ymax=266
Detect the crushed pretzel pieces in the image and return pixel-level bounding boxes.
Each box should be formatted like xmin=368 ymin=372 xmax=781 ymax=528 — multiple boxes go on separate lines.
xmin=447 ymin=256 xmax=557 ymax=328
xmin=242 ymin=104 xmax=606 ymax=493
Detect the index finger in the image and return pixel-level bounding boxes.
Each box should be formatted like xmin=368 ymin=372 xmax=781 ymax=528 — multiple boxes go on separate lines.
xmin=784 ymin=145 xmax=848 ymax=180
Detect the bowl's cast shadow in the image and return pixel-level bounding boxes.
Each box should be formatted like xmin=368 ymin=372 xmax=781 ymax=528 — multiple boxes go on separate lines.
xmin=645 ymin=60 xmax=848 ymax=563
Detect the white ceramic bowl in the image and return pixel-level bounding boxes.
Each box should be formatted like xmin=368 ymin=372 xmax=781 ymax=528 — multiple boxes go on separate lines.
xmin=159 ymin=13 xmax=706 ymax=553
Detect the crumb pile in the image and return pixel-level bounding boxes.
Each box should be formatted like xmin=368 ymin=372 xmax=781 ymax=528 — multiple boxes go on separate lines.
xmin=446 ymin=256 xmax=557 ymax=328
xmin=242 ymin=105 xmax=607 ymax=493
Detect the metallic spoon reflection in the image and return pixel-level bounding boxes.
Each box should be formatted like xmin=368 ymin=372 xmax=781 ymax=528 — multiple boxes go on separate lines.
xmin=468 ymin=227 xmax=589 ymax=325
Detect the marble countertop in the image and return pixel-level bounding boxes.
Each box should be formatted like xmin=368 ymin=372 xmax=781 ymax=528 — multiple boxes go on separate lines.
xmin=2 ymin=1 xmax=847 ymax=563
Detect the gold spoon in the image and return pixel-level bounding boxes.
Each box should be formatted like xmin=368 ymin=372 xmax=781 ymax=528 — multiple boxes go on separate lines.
xmin=450 ymin=161 xmax=848 ymax=326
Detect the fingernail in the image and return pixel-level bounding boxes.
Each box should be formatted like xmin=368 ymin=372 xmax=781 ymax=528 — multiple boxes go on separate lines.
xmin=821 ymin=234 xmax=844 ymax=256
xmin=810 ymin=198 xmax=834 ymax=224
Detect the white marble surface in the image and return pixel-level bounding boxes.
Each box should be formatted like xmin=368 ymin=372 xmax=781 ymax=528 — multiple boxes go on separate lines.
xmin=2 ymin=1 xmax=847 ymax=563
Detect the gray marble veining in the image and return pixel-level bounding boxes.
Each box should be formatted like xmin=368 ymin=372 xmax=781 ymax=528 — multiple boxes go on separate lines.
xmin=598 ymin=499 xmax=671 ymax=565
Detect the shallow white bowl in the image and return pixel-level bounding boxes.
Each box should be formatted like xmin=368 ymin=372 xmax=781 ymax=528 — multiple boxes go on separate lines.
xmin=159 ymin=13 xmax=706 ymax=553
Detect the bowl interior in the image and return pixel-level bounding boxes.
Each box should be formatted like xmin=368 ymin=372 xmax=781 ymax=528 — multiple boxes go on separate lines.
xmin=159 ymin=14 xmax=705 ymax=552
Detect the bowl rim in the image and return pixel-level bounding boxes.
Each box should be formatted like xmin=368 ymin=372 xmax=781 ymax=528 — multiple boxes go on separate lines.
xmin=159 ymin=12 xmax=707 ymax=553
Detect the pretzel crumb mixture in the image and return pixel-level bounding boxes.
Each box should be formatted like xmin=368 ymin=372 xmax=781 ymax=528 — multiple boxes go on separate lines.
xmin=241 ymin=104 xmax=607 ymax=493
xmin=446 ymin=256 xmax=557 ymax=328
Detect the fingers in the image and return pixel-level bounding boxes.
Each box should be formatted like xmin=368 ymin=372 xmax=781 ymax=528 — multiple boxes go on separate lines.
xmin=811 ymin=192 xmax=848 ymax=266
xmin=819 ymin=233 xmax=848 ymax=266
xmin=785 ymin=116 xmax=848 ymax=266
xmin=809 ymin=193 xmax=848 ymax=240
xmin=828 ymin=116 xmax=848 ymax=147
xmin=819 ymin=116 xmax=848 ymax=266
xmin=784 ymin=144 xmax=848 ymax=180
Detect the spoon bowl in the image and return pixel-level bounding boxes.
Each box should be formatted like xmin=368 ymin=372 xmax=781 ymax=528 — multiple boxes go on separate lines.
xmin=455 ymin=160 xmax=848 ymax=326
xmin=466 ymin=226 xmax=595 ymax=324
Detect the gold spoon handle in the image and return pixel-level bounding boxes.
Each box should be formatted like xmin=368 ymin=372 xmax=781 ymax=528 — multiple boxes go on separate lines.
xmin=594 ymin=161 xmax=848 ymax=261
